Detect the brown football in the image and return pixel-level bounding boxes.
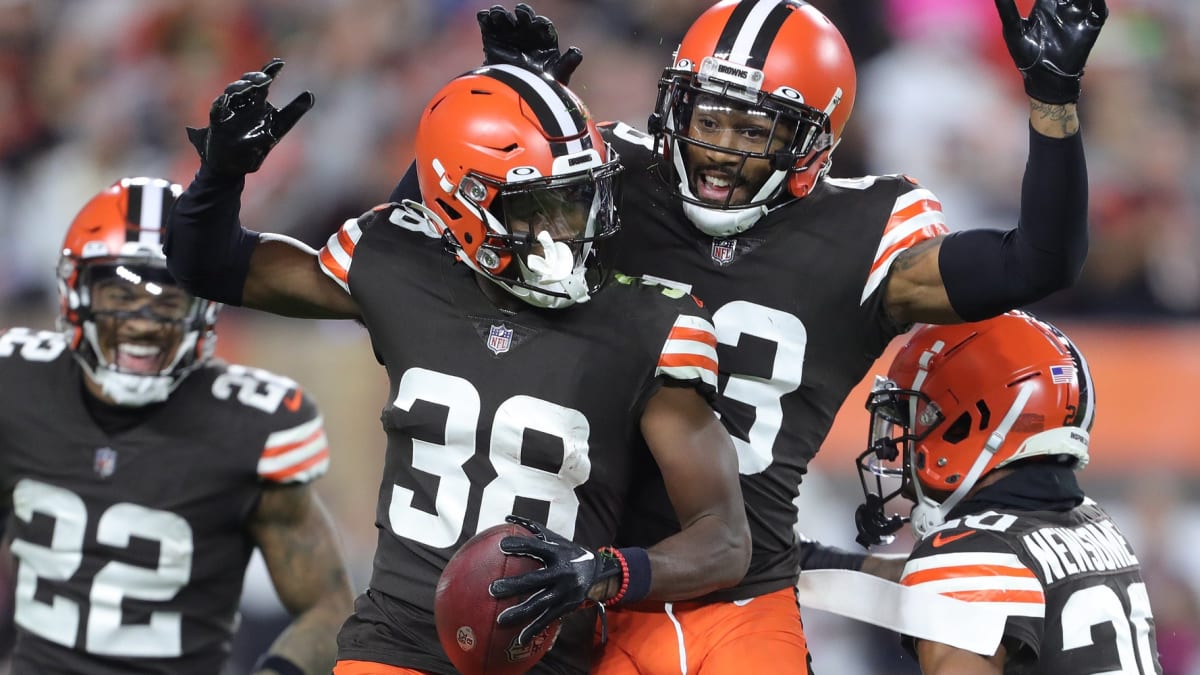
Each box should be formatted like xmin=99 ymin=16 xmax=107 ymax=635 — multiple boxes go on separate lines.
xmin=435 ymin=523 xmax=560 ymax=675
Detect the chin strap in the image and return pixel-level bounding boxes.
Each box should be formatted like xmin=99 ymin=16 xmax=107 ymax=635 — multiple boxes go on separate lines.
xmin=681 ymin=200 xmax=768 ymax=237
xmin=911 ymin=382 xmax=1035 ymax=537
xmin=93 ymin=369 xmax=174 ymax=406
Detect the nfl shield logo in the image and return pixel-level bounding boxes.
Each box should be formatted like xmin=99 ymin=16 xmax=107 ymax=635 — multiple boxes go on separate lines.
xmin=487 ymin=324 xmax=513 ymax=355
xmin=93 ymin=447 xmax=117 ymax=479
xmin=710 ymin=238 xmax=737 ymax=265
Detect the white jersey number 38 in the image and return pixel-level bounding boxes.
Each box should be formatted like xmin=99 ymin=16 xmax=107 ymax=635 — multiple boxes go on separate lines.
xmin=387 ymin=367 xmax=591 ymax=548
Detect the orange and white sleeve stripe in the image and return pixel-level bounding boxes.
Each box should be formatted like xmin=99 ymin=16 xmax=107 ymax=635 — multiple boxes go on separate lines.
xmin=901 ymin=551 xmax=1046 ymax=619
xmin=318 ymin=217 xmax=365 ymax=295
xmin=860 ymin=187 xmax=949 ymax=304
xmin=257 ymin=416 xmax=331 ymax=484
xmin=654 ymin=314 xmax=719 ymax=390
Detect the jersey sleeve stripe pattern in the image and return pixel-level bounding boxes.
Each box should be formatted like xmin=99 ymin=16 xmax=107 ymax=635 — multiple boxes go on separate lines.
xmin=860 ymin=188 xmax=950 ymax=304
xmin=257 ymin=416 xmax=331 ymax=483
xmin=901 ymin=550 xmax=1046 ymax=618
xmin=317 ymin=218 xmax=364 ymax=294
xmin=655 ymin=315 xmax=719 ymax=389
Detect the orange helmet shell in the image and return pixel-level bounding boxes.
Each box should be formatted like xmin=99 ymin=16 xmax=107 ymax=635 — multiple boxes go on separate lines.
xmin=887 ymin=312 xmax=1094 ymax=493
xmin=414 ymin=65 xmax=611 ymax=275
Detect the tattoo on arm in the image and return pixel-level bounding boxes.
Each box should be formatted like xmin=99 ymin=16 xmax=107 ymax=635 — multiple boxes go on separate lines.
xmin=891 ymin=236 xmax=941 ymax=273
xmin=1029 ymin=101 xmax=1080 ymax=136
xmin=251 ymin=484 xmax=354 ymax=673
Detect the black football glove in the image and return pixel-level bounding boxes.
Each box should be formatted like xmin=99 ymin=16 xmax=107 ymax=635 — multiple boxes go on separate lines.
xmin=186 ymin=58 xmax=314 ymax=176
xmin=797 ymin=537 xmax=867 ymax=571
xmin=488 ymin=515 xmax=621 ymax=646
xmin=995 ymin=0 xmax=1108 ymax=105
xmin=478 ymin=3 xmax=583 ymax=85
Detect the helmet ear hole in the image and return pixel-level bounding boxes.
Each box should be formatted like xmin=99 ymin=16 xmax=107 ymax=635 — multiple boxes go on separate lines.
xmin=941 ymin=413 xmax=972 ymax=444
xmin=975 ymin=400 xmax=991 ymax=430
xmin=435 ymin=198 xmax=462 ymax=221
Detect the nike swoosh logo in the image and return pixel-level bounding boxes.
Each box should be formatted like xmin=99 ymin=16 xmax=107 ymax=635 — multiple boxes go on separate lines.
xmin=570 ymin=550 xmax=594 ymax=564
xmin=283 ymin=388 xmax=303 ymax=412
xmin=932 ymin=530 xmax=977 ymax=548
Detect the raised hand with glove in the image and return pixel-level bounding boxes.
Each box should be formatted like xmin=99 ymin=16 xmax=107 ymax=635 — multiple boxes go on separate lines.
xmin=186 ymin=58 xmax=314 ymax=176
xmin=166 ymin=58 xmax=340 ymax=311
xmin=488 ymin=515 xmax=651 ymax=647
xmin=477 ymin=3 xmax=583 ymax=85
xmin=994 ymin=0 xmax=1107 ymax=106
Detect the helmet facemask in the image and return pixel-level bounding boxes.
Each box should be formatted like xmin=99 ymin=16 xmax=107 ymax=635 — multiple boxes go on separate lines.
xmin=447 ymin=159 xmax=622 ymax=309
xmin=652 ymin=66 xmax=833 ymax=237
xmin=854 ymin=377 xmax=943 ymax=547
xmin=60 ymin=260 xmax=218 ymax=406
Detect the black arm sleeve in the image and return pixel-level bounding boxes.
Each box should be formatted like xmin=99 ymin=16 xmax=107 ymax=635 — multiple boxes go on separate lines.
xmin=388 ymin=161 xmax=421 ymax=204
xmin=938 ymin=126 xmax=1088 ymax=321
xmin=163 ymin=165 xmax=261 ymax=306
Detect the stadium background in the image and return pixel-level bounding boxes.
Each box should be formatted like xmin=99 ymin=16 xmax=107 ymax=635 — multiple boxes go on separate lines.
xmin=0 ymin=0 xmax=1197 ymax=673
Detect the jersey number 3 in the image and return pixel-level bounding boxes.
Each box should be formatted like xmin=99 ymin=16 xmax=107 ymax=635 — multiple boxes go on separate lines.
xmin=713 ymin=301 xmax=807 ymax=474
xmin=10 ymin=478 xmax=193 ymax=657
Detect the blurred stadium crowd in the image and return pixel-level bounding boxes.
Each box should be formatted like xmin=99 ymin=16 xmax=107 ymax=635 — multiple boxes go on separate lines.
xmin=1 ymin=0 xmax=1198 ymax=674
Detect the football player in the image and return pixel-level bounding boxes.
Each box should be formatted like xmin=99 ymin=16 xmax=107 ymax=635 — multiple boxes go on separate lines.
xmin=854 ymin=311 xmax=1162 ymax=674
xmin=0 ymin=177 xmax=354 ymax=675
xmin=163 ymin=60 xmax=751 ymax=674
xmin=379 ymin=1 xmax=1107 ymax=672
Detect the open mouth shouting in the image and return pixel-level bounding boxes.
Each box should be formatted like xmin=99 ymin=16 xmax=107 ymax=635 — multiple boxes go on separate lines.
xmin=693 ymin=168 xmax=744 ymax=204
xmin=114 ymin=342 xmax=168 ymax=375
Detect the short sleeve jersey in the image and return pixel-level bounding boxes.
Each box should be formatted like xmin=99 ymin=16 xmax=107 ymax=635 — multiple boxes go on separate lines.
xmin=0 ymin=328 xmax=329 ymax=675
xmin=900 ymin=501 xmax=1162 ymax=674
xmin=318 ymin=203 xmax=720 ymax=674
xmin=601 ymin=122 xmax=950 ymax=600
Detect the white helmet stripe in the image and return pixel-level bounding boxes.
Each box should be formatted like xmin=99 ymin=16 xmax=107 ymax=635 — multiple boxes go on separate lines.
xmin=726 ymin=0 xmax=788 ymax=66
xmin=120 ymin=177 xmax=177 ymax=248
xmin=487 ymin=65 xmax=586 ymax=157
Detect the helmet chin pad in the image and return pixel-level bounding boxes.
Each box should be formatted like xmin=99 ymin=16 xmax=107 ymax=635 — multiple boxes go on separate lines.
xmin=673 ymin=149 xmax=783 ymax=236
xmin=91 ymin=368 xmax=174 ymax=406
xmin=681 ymin=200 xmax=769 ymax=237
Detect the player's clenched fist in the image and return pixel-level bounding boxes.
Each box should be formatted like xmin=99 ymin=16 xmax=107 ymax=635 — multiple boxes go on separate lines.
xmin=186 ymin=58 xmax=314 ymax=176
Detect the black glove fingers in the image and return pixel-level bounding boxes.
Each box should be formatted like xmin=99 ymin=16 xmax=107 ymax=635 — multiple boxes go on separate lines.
xmin=525 ymin=9 xmax=556 ymax=44
xmin=239 ymin=71 xmax=272 ymax=86
xmin=271 ymin=91 xmax=315 ymax=140
xmin=498 ymin=535 xmax=555 ymax=559
xmin=489 ymin=566 xmax=557 ymax=598
xmin=552 ymin=46 xmax=583 ymax=85
xmin=514 ymin=3 xmax=537 ymax=27
xmin=516 ymin=611 xmax=555 ymax=646
xmin=1088 ymin=0 xmax=1108 ymax=25
xmin=495 ymin=588 xmax=553 ymax=626
xmin=260 ymin=58 xmax=286 ymax=79
xmin=496 ymin=5 xmax=520 ymax=31
xmin=504 ymin=514 xmax=546 ymax=538
xmin=993 ymin=0 xmax=1024 ymax=31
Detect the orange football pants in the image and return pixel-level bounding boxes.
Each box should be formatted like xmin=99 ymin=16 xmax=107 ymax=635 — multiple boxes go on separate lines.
xmin=592 ymin=587 xmax=811 ymax=675
xmin=333 ymin=660 xmax=427 ymax=675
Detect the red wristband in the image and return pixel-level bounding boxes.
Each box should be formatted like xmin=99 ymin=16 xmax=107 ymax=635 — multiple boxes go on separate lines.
xmin=598 ymin=546 xmax=630 ymax=605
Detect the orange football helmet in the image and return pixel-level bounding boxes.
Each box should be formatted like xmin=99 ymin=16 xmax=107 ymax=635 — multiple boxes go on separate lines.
xmin=855 ymin=312 xmax=1094 ymax=544
xmin=413 ymin=65 xmax=622 ymax=309
xmin=57 ymin=177 xmax=220 ymax=406
xmin=650 ymin=0 xmax=856 ymax=236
